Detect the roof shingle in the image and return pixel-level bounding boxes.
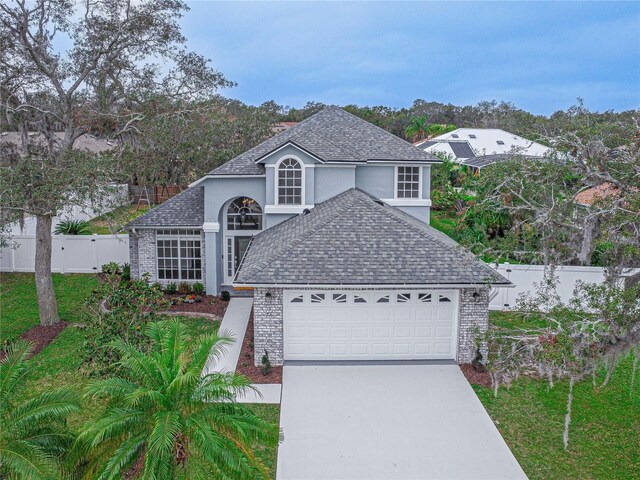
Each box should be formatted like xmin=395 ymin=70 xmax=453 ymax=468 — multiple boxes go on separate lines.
xmin=211 ymin=106 xmax=440 ymax=175
xmin=128 ymin=187 xmax=204 ymax=228
xmin=235 ymin=188 xmax=510 ymax=286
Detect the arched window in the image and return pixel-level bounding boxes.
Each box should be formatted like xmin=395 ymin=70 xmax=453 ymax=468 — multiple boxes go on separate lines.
xmin=227 ymin=197 xmax=262 ymax=230
xmin=278 ymin=158 xmax=302 ymax=205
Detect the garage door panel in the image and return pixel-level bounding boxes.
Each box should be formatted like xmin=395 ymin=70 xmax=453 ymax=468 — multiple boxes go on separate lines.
xmin=394 ymin=326 xmax=412 ymax=338
xmin=350 ymin=344 xmax=369 ymax=355
xmin=284 ymin=290 xmax=457 ymax=361
xmin=372 ymin=326 xmax=390 ymax=338
xmin=415 ymin=326 xmax=433 ymax=338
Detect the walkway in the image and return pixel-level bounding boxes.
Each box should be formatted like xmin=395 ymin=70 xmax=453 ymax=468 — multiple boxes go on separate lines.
xmin=203 ymin=297 xmax=281 ymax=404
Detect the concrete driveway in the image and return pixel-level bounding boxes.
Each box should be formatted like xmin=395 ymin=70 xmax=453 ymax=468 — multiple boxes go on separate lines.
xmin=276 ymin=363 xmax=527 ymax=480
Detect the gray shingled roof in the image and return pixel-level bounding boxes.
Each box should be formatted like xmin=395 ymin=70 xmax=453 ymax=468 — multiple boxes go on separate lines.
xmin=128 ymin=186 xmax=204 ymax=228
xmin=211 ymin=106 xmax=440 ymax=175
xmin=234 ymin=188 xmax=510 ymax=286
xmin=462 ymin=153 xmax=543 ymax=169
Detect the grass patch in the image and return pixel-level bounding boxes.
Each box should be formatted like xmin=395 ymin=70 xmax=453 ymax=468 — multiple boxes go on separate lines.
xmin=478 ymin=311 xmax=640 ymax=479
xmin=2 ymin=273 xmax=280 ymax=477
xmin=0 ymin=272 xmax=97 ymax=343
xmin=87 ymin=203 xmax=150 ymax=234
xmin=430 ymin=210 xmax=460 ymax=241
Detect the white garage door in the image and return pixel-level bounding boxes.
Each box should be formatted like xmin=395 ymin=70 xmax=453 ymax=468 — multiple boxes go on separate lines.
xmin=283 ymin=290 xmax=458 ymax=361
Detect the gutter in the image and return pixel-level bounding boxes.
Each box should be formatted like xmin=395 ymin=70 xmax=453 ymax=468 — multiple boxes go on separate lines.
xmin=231 ymin=282 xmax=515 ymax=289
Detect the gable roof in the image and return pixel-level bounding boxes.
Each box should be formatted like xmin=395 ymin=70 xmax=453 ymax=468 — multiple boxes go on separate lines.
xmin=128 ymin=187 xmax=204 ymax=228
xmin=211 ymin=106 xmax=440 ymax=175
xmin=234 ymin=188 xmax=510 ymax=286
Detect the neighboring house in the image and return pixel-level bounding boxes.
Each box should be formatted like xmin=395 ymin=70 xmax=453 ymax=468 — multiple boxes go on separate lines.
xmin=415 ymin=128 xmax=550 ymax=170
xmin=272 ymin=121 xmax=299 ymax=133
xmin=128 ymin=106 xmax=511 ymax=365
xmin=0 ymin=131 xmax=115 ymax=153
xmin=574 ymin=182 xmax=620 ymax=207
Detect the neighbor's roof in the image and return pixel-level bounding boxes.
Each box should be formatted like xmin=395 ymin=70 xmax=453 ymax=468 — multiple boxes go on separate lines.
xmin=574 ymin=183 xmax=620 ymax=207
xmin=234 ymin=188 xmax=510 ymax=286
xmin=211 ymin=106 xmax=440 ymax=175
xmin=462 ymin=153 xmax=544 ymax=169
xmin=0 ymin=131 xmax=115 ymax=153
xmin=419 ymin=128 xmax=550 ymax=161
xmin=128 ymin=187 xmax=204 ymax=228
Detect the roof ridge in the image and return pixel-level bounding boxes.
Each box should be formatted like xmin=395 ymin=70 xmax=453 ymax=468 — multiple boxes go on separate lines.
xmin=334 ymin=107 xmax=428 ymax=151
xmin=292 ymin=128 xmax=365 ymax=162
xmin=237 ymin=190 xmax=359 ymax=282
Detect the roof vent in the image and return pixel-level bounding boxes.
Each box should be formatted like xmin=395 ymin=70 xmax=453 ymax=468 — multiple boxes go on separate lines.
xmin=302 ymin=208 xmax=311 ymax=215
xmin=451 ymin=134 xmax=459 ymax=138
xmin=373 ymin=199 xmax=385 ymax=206
xmin=469 ymin=134 xmax=476 ymax=139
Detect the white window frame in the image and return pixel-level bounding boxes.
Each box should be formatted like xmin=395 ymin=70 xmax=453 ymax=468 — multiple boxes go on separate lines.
xmin=394 ymin=165 xmax=423 ymax=200
xmin=275 ymin=155 xmax=305 ymax=206
xmin=156 ymin=229 xmax=202 ymax=282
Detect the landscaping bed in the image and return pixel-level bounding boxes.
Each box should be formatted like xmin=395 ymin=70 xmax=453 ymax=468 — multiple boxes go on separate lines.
xmin=0 ymin=321 xmax=71 ymax=360
xmin=166 ymin=293 xmax=229 ymax=317
xmin=236 ymin=310 xmax=283 ymax=384
xmin=459 ymin=363 xmax=492 ymax=388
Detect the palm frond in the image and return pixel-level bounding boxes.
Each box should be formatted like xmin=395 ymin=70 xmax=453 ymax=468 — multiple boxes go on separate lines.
xmin=147 ymin=410 xmax=181 ymax=458
xmin=0 ymin=340 xmax=33 ymax=409
xmin=0 ymin=440 xmax=57 ymax=480
xmin=10 ymin=388 xmax=80 ymax=433
xmin=95 ymin=432 xmax=146 ymax=480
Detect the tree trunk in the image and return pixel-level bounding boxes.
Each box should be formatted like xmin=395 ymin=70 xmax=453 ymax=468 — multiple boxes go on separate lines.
xmin=35 ymin=215 xmax=59 ymax=325
xmin=577 ymin=213 xmax=600 ymax=266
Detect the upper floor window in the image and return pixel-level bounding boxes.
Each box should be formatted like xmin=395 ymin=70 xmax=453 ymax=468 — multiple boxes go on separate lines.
xmin=278 ymin=158 xmax=302 ymax=205
xmin=396 ymin=166 xmax=420 ymax=199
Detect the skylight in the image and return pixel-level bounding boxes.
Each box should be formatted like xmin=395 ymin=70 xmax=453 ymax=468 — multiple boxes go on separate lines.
xmin=496 ymin=140 xmax=505 ymax=145
xmin=451 ymin=134 xmax=459 ymax=138
xmin=469 ymin=134 xmax=476 ymax=139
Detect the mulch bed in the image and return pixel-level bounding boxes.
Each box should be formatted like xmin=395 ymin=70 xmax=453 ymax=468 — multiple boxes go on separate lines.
xmin=460 ymin=363 xmax=492 ymax=388
xmin=166 ymin=294 xmax=229 ymax=317
xmin=1 ymin=321 xmax=71 ymax=360
xmin=235 ymin=309 xmax=283 ymax=384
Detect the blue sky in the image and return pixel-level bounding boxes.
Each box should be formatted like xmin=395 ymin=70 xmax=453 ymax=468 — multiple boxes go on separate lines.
xmin=181 ymin=1 xmax=639 ymax=114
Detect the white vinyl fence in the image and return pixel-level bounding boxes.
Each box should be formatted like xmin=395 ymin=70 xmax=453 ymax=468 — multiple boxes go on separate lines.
xmin=1 ymin=234 xmax=129 ymax=274
xmin=490 ymin=263 xmax=639 ymax=311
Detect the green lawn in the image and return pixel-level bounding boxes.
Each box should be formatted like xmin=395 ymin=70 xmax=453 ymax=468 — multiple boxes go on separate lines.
xmin=478 ymin=311 xmax=640 ymax=480
xmin=0 ymin=272 xmax=280 ymax=478
xmin=87 ymin=203 xmax=150 ymax=234
xmin=0 ymin=272 xmax=98 ymax=343
xmin=430 ymin=210 xmax=461 ymax=241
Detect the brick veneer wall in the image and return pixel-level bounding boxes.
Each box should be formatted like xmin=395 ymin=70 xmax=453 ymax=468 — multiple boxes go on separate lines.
xmin=253 ymin=287 xmax=284 ymax=366
xmin=456 ymin=287 xmax=490 ymax=363
xmin=252 ymin=286 xmax=491 ymax=366
xmin=128 ymin=230 xmax=206 ymax=288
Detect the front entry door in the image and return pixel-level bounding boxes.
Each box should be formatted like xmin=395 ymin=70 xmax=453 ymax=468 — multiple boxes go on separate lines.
xmin=234 ymin=236 xmax=252 ymax=274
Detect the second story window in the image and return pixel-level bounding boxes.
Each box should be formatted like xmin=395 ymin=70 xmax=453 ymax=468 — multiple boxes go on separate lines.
xmin=396 ymin=166 xmax=420 ymax=199
xmin=278 ymin=158 xmax=302 ymax=205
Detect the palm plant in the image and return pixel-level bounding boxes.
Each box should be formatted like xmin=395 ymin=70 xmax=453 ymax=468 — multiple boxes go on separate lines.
xmin=54 ymin=219 xmax=92 ymax=235
xmin=404 ymin=115 xmax=428 ymax=141
xmin=0 ymin=341 xmax=80 ymax=479
xmin=74 ymin=320 xmax=280 ymax=479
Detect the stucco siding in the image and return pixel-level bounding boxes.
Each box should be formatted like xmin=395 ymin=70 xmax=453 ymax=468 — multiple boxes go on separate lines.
xmin=355 ymin=165 xmax=395 ymax=199
xmin=314 ymin=166 xmax=356 ymax=203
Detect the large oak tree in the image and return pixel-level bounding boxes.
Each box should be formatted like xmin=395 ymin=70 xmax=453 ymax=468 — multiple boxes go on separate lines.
xmin=0 ymin=0 xmax=230 ymax=325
